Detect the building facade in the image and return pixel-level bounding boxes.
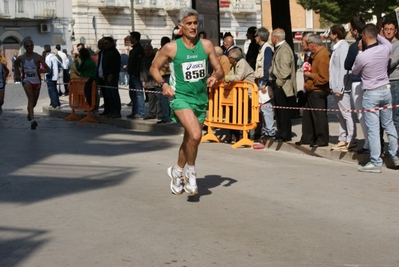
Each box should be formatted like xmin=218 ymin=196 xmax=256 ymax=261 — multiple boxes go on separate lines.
xmin=0 ymin=0 xmax=321 ymax=73
xmin=0 ymin=0 xmax=73 ymax=72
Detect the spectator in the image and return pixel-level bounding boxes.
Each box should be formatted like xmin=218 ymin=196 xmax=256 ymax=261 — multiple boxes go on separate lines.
xmin=245 ymin=26 xmax=259 ymax=70
xmin=156 ymin=36 xmax=172 ymax=124
xmin=44 ymin=44 xmax=61 ymax=109
xmin=127 ymin=31 xmax=145 ymax=119
xmin=75 ymin=48 xmax=98 ymax=106
xmin=222 ymin=35 xmax=237 ymax=56
xmin=345 ymin=16 xmax=368 ymax=154
xmin=225 ymin=47 xmax=255 ymax=141
xmin=55 ymin=44 xmax=70 ymax=96
xmin=102 ymin=37 xmax=121 ymax=118
xmin=141 ymin=44 xmax=160 ymax=120
xmin=97 ymin=38 xmax=110 ymax=115
xmin=329 ymin=25 xmax=357 ymax=152
xmin=382 ymin=19 xmax=399 ymax=142
xmin=295 ymin=34 xmax=330 ymax=148
xmin=254 ymin=27 xmax=275 ymax=141
xmin=214 ymin=46 xmax=231 ymax=76
xmin=70 ymin=43 xmax=85 ymax=79
xmin=269 ymin=28 xmax=297 ymax=142
xmin=11 ymin=51 xmax=19 ymax=84
xmin=119 ymin=48 xmax=129 ymax=86
xmin=198 ymin=31 xmax=207 ymax=39
xmin=353 ymin=24 xmax=399 ymax=173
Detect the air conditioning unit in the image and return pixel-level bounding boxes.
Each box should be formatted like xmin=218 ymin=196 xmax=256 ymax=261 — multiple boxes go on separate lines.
xmin=39 ymin=24 xmax=50 ymax=33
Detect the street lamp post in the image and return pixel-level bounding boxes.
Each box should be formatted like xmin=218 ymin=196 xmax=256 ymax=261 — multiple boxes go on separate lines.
xmin=131 ymin=0 xmax=135 ymax=32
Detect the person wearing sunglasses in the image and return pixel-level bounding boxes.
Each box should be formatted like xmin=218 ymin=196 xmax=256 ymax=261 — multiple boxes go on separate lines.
xmin=14 ymin=39 xmax=50 ymax=130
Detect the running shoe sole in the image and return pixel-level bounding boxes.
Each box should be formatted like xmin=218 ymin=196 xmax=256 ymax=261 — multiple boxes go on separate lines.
xmin=183 ymin=177 xmax=198 ymax=195
xmin=167 ymin=167 xmax=183 ymax=195
xmin=31 ymin=121 xmax=38 ymax=130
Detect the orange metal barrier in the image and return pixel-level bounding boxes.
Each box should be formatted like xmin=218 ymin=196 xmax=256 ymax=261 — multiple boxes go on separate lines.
xmin=64 ymin=78 xmax=98 ymax=123
xmin=201 ymin=81 xmax=259 ymax=148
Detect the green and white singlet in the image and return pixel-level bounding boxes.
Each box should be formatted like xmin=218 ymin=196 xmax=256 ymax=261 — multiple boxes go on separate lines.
xmin=169 ymin=38 xmax=208 ymax=106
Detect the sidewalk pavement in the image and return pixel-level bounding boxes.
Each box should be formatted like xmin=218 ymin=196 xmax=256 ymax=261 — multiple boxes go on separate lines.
xmin=38 ymin=82 xmax=398 ymax=170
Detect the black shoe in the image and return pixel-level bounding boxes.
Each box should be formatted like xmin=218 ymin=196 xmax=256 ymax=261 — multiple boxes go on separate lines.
xmin=109 ymin=113 xmax=122 ymax=118
xmin=261 ymin=135 xmax=276 ymax=141
xmin=157 ymin=120 xmax=172 ymax=124
xmin=276 ymin=137 xmax=292 ymax=143
xmin=99 ymin=112 xmax=110 ymax=116
xmin=126 ymin=102 xmax=133 ymax=107
xmin=143 ymin=115 xmax=156 ymax=120
xmin=356 ymin=147 xmax=370 ymax=154
xmin=31 ymin=120 xmax=38 ymax=130
xmin=310 ymin=143 xmax=328 ymax=148
xmin=295 ymin=141 xmax=302 ymax=145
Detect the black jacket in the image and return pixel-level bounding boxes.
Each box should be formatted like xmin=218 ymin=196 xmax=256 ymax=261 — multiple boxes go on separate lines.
xmin=103 ymin=47 xmax=121 ymax=76
xmin=128 ymin=42 xmax=144 ymax=77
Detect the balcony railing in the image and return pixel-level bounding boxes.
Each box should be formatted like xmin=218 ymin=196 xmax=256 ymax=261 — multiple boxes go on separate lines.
xmin=135 ymin=0 xmax=165 ymax=10
xmin=96 ymin=0 xmax=130 ymax=8
xmin=231 ymin=0 xmax=256 ymax=13
xmin=164 ymin=0 xmax=191 ymax=11
xmin=13 ymin=0 xmax=57 ymax=19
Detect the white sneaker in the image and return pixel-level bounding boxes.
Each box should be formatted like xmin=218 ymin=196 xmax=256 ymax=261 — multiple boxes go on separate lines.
xmin=167 ymin=166 xmax=183 ymax=195
xmin=183 ymin=170 xmax=198 ymax=195
xmin=358 ymin=162 xmax=382 ymax=173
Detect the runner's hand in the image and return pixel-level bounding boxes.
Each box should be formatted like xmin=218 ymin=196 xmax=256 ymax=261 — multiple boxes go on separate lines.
xmin=162 ymin=84 xmax=175 ymax=97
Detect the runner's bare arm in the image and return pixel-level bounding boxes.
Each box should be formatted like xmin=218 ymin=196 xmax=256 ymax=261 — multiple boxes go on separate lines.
xmin=38 ymin=55 xmax=50 ymax=73
xmin=201 ymin=39 xmax=223 ymax=87
xmin=2 ymin=63 xmax=9 ymax=78
xmin=150 ymin=42 xmax=177 ymax=97
xmin=13 ymin=56 xmax=22 ymax=80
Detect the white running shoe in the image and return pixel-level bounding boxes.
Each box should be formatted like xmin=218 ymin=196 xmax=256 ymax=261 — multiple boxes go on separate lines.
xmin=167 ymin=166 xmax=183 ymax=195
xmin=183 ymin=170 xmax=198 ymax=195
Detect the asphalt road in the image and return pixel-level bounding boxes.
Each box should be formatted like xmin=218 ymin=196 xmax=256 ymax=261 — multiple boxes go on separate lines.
xmin=1 ymin=83 xmax=399 ymax=267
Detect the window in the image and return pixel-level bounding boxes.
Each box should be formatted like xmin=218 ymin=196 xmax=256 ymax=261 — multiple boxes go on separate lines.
xmin=17 ymin=0 xmax=24 ymax=13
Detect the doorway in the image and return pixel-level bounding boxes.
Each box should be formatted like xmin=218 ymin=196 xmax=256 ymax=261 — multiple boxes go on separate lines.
xmin=2 ymin=37 xmax=21 ymax=83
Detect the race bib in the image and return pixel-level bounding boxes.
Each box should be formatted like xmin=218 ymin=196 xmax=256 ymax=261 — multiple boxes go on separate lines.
xmin=26 ymin=70 xmax=37 ymax=78
xmin=181 ymin=60 xmax=206 ymax=82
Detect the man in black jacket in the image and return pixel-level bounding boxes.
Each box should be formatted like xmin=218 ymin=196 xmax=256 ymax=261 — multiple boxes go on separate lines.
xmin=127 ymin=31 xmax=145 ymax=119
xmin=344 ymin=16 xmax=367 ymax=154
xmin=102 ymin=37 xmax=121 ymax=118
xmin=245 ymin=26 xmax=259 ymax=70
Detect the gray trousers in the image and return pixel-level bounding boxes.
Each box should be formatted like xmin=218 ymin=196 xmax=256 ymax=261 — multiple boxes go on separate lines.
xmin=333 ymin=92 xmax=356 ymax=143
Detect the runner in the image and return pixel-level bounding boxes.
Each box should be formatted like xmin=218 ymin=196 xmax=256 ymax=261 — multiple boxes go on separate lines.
xmin=14 ymin=39 xmax=49 ymax=129
xmin=150 ymin=7 xmax=224 ymax=195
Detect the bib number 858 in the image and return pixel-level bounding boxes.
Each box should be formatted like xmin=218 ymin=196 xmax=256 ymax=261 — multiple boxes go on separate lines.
xmin=185 ymin=69 xmax=206 ymax=81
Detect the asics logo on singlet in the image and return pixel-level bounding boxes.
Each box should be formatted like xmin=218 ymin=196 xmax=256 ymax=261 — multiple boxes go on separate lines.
xmin=185 ymin=62 xmax=204 ymax=70
xmin=186 ymin=55 xmax=198 ymax=59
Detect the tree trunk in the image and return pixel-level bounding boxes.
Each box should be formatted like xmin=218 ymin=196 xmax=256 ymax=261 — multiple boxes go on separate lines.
xmin=270 ymin=0 xmax=294 ymax=50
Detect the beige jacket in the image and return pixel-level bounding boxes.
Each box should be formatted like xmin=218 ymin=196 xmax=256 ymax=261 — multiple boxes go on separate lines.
xmin=270 ymin=41 xmax=297 ymax=97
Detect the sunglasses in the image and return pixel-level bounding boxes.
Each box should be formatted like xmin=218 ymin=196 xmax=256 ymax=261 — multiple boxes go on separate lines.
xmin=25 ymin=45 xmax=33 ymax=47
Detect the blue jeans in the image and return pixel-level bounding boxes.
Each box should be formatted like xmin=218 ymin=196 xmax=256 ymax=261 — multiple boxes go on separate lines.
xmin=363 ymin=85 xmax=398 ymax=166
xmin=390 ymin=80 xmax=399 ymax=137
xmin=129 ymin=76 xmax=145 ymax=117
xmin=119 ymin=71 xmax=128 ymax=85
xmin=159 ymin=75 xmax=171 ymax=122
xmin=260 ymin=99 xmax=276 ymax=136
xmin=47 ymin=80 xmax=60 ymax=107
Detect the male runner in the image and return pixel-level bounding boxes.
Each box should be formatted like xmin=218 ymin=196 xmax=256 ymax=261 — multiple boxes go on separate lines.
xmin=150 ymin=7 xmax=224 ymax=195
